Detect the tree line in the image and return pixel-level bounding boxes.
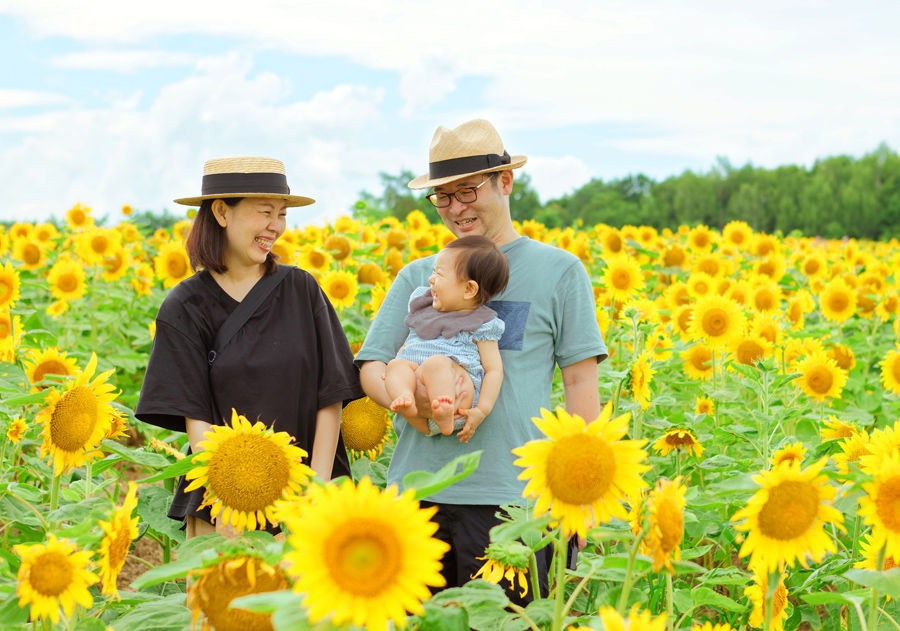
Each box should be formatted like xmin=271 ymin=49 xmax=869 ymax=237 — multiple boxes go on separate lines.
xmin=357 ymin=143 xmax=900 ymax=240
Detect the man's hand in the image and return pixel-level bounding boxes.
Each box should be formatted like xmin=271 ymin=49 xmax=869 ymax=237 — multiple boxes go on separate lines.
xmin=456 ymin=407 xmax=485 ymax=443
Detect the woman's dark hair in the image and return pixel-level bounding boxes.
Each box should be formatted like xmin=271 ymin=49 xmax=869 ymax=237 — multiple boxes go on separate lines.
xmin=185 ymin=198 xmax=279 ymax=275
xmin=443 ymin=235 xmax=509 ymax=306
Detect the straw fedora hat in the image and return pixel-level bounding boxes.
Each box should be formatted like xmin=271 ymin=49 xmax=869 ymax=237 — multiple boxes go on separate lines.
xmin=174 ymin=156 xmax=314 ymax=207
xmin=408 ymin=119 xmax=527 ymax=190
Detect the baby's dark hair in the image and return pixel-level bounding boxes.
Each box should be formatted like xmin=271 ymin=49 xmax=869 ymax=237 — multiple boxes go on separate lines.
xmin=443 ymin=235 xmax=510 ymax=306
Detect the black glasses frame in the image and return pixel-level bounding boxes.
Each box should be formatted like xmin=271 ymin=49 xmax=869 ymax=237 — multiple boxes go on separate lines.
xmin=426 ymin=174 xmax=495 ymax=208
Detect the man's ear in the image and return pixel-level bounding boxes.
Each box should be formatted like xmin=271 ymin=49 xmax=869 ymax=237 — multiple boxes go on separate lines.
xmin=497 ymin=170 xmax=514 ymax=195
xmin=211 ymin=199 xmax=228 ymax=228
xmin=464 ymin=280 xmax=479 ymax=301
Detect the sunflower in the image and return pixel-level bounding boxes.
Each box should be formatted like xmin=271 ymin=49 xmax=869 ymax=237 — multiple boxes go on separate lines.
xmin=512 ymin=405 xmax=650 ymax=537
xmin=686 ymin=272 xmax=715 ymax=299
xmin=722 ymin=220 xmax=753 ymax=249
xmin=340 ymin=396 xmax=392 ymax=459
xmin=366 ymin=280 xmax=392 ymax=318
xmin=750 ymin=313 xmax=783 ymax=346
xmin=77 ymin=227 xmax=123 ymax=265
xmin=646 ymin=477 xmax=686 ymax=573
xmin=385 ymin=228 xmax=408 ymax=250
xmin=320 ymin=269 xmax=359 ymax=310
xmin=800 ymin=252 xmax=828 ymax=278
xmin=819 ymin=278 xmax=857 ymax=322
xmin=692 ymin=253 xmax=731 ymax=278
xmin=153 ymin=241 xmax=193 ymax=289
xmin=861 ymin=421 xmax=900 ymax=475
xmin=592 ymin=606 xmax=667 ymax=631
xmin=680 ymin=344 xmax=713 ymax=381
xmin=279 ymin=477 xmax=449 ymax=630
xmin=729 ymin=333 xmax=773 ymax=369
xmin=97 ymin=483 xmax=139 ymax=598
xmin=596 ymin=306 xmax=611 ymax=338
xmin=627 ymin=351 xmax=655 ymax=409
xmin=357 ymin=261 xmax=387 ymax=286
xmin=664 ymin=281 xmax=691 ymax=311
xmin=881 ymin=347 xmax=900 ymax=394
xmin=66 ymin=203 xmax=95 ymax=231
xmin=471 ymin=541 xmax=531 ymax=598
xmin=184 ymin=409 xmax=313 ymax=532
xmin=148 ymin=436 xmax=185 ymax=460
xmin=687 ymin=225 xmax=715 ymax=251
xmin=187 ymin=554 xmax=289 ymax=631
xmin=7 ymin=417 xmax=27 ymax=443
xmin=37 ymin=353 xmax=118 ymax=476
xmin=269 ymin=240 xmax=294 ymax=266
xmin=47 ymin=257 xmax=88 ymax=302
xmin=46 ymin=300 xmax=68 ymax=318
xmin=603 ymin=256 xmax=645 ymax=302
xmin=745 ymin=566 xmax=789 ymax=631
xmin=771 ymin=442 xmax=806 ymax=468
xmin=694 ymin=396 xmax=714 ymax=416
xmin=0 ymin=260 xmax=21 ymax=310
xmin=104 ymin=409 xmax=129 ymax=440
xmin=855 ymin=533 xmax=900 ymax=586
xmin=826 ymin=343 xmax=856 ymax=372
xmin=691 ymin=624 xmax=735 ymax=631
xmin=732 ymin=457 xmax=844 ymax=572
xmin=24 ymin=347 xmax=80 ymax=390
xmin=661 ymin=243 xmax=687 ymax=268
xmin=130 ymin=262 xmax=155 ymax=297
xmin=688 ymin=294 xmax=747 ymax=350
xmin=13 ymin=534 xmax=98 ymax=624
xmin=754 ymin=255 xmax=787 ymax=283
xmin=520 ymin=219 xmax=546 ymax=242
xmin=653 ymin=427 xmax=704 ymax=458
xmin=833 ymin=433 xmax=871 ymax=475
xmin=877 ymin=291 xmax=900 ymax=322
xmin=859 ymin=451 xmax=900 ymax=561
xmin=821 ymin=416 xmax=860 ymax=440
xmin=749 ymin=279 xmax=783 ymax=313
xmin=324 ymin=234 xmax=354 ymax=261
xmin=13 ymin=238 xmax=46 ymax=270
xmin=100 ymin=248 xmax=131 ymax=282
xmin=794 ymin=351 xmax=846 ymax=402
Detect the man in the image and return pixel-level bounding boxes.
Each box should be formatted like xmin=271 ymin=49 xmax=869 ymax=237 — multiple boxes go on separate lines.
xmin=355 ymin=119 xmax=607 ymax=605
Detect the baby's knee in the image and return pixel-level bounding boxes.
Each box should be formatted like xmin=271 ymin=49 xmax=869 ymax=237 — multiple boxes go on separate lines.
xmin=420 ymin=355 xmax=453 ymax=371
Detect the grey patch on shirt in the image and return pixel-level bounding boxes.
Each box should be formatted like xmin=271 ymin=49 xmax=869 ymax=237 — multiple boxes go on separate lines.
xmin=487 ymin=300 xmax=531 ymax=351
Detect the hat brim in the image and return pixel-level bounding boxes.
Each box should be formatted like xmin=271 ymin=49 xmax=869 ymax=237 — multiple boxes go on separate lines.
xmin=173 ymin=192 xmax=315 ymax=207
xmin=407 ymin=155 xmax=528 ymax=190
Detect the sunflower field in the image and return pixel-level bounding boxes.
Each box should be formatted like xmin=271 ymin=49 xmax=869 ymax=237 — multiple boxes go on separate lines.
xmin=5 ymin=204 xmax=900 ymax=631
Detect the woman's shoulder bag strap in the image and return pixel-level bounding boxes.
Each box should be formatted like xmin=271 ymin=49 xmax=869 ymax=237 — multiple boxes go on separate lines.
xmin=208 ymin=264 xmax=294 ymax=365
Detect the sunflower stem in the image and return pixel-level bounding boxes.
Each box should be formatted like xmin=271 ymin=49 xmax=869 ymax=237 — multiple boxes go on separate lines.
xmin=507 ymin=603 xmax=543 ymax=631
xmin=850 ymin=512 xmax=861 ymax=575
xmin=617 ymin=528 xmax=646 ymax=614
xmin=83 ymin=461 xmax=91 ymax=499
xmin=561 ymin=563 xmax=601 ymax=620
xmin=711 ymin=350 xmax=719 ymax=430
xmin=870 ymin=545 xmax=886 ymax=631
xmin=49 ymin=473 xmax=61 ymax=515
xmin=665 ymin=572 xmax=674 ymax=631
xmin=552 ymin=528 xmax=568 ymax=631
xmin=163 ymin=535 xmax=172 ymax=564
xmin=529 ymin=548 xmax=541 ymax=603
xmin=5 ymin=492 xmax=51 ymax=530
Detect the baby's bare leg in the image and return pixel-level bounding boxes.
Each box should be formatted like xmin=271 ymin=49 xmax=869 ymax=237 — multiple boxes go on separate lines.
xmin=418 ymin=355 xmax=465 ymax=435
xmin=385 ymin=358 xmax=420 ymax=420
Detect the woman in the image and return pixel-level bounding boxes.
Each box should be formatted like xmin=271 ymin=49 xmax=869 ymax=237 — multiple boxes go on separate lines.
xmin=136 ymin=156 xmax=364 ymax=537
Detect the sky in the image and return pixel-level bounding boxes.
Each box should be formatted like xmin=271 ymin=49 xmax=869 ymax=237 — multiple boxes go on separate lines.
xmin=1 ymin=0 xmax=898 ymax=225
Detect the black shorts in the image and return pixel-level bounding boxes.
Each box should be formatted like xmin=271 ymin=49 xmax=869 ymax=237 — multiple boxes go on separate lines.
xmin=421 ymin=501 xmax=577 ymax=608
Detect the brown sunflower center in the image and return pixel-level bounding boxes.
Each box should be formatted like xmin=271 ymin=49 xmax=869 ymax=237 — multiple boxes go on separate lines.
xmin=757 ymin=480 xmax=819 ymax=540
xmin=891 ymin=357 xmax=900 ymax=386
xmin=546 ymin=435 xmax=615 ymax=505
xmin=804 ymin=259 xmax=821 ymax=275
xmin=49 ymin=385 xmax=99 ymax=452
xmin=325 ymin=519 xmax=402 ymax=596
xmin=325 ymin=236 xmax=351 ymax=260
xmin=167 ymin=253 xmax=187 ymax=278
xmin=611 ymin=269 xmax=633 ymax=291
xmin=193 ymin=558 xmax=285 ymax=631
xmin=33 ymin=360 xmax=71 ymax=384
xmin=329 ymin=281 xmax=350 ymax=300
xmin=700 ymin=307 xmax=729 ymax=337
xmin=341 ymin=399 xmax=388 ymax=452
xmin=104 ymin=252 xmax=125 ymax=273
xmin=698 ymin=260 xmax=719 ymax=276
xmin=22 ymin=243 xmax=41 ymax=265
xmin=71 ymin=210 xmax=86 ymax=225
xmin=664 ymin=247 xmax=685 ymax=267
xmin=665 ymin=432 xmax=697 ymax=448
xmin=692 ymin=233 xmax=710 ymax=248
xmin=875 ymin=476 xmax=900 ymax=533
xmin=805 ymin=365 xmax=834 ymax=395
xmin=827 ymin=292 xmax=849 ymax=313
xmin=106 ymin=521 xmax=133 ymax=571
xmin=605 ymin=233 xmax=623 ymax=252
xmin=91 ymin=235 xmax=109 ymax=254
xmin=736 ymin=339 xmax=766 ymax=365
xmin=0 ymin=320 xmax=9 ymax=339
xmin=690 ymin=348 xmax=712 ymax=371
xmin=656 ymin=497 xmax=684 ymax=552
xmin=29 ymin=551 xmax=74 ymax=596
xmin=677 ymin=308 xmax=693 ymax=333
xmin=754 ymin=289 xmax=776 ymax=311
xmin=207 ymin=434 xmax=291 ymax=512
xmin=0 ymin=279 xmax=10 ymax=301
xmin=693 ymin=281 xmax=710 ymax=295
xmin=774 ymin=452 xmax=802 ymax=467
xmin=57 ymin=272 xmax=79 ymax=293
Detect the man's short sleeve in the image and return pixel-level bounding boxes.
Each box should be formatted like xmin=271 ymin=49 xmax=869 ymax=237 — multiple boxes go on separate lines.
xmin=135 ymin=320 xmax=215 ymax=433
xmin=552 ymin=261 xmax=608 ymax=367
xmin=354 ymin=274 xmax=418 ymax=368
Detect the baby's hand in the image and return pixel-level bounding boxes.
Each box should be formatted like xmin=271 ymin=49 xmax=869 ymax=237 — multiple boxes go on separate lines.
xmin=456 ymin=407 xmax=486 ymax=443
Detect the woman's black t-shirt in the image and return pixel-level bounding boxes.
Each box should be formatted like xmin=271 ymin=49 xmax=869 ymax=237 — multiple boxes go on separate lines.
xmin=135 ymin=266 xmax=365 ymax=522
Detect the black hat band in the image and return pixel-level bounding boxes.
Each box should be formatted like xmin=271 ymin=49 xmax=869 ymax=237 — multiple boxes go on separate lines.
xmin=201 ymin=172 xmax=290 ymax=196
xmin=429 ymin=151 xmax=510 ymax=181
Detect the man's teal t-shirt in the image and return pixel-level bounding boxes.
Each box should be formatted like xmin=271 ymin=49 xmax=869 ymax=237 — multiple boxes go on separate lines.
xmin=354 ymin=236 xmax=608 ymax=505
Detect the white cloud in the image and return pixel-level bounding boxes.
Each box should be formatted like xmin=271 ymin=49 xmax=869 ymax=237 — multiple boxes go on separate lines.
xmin=522 ymin=156 xmax=592 ymax=203
xmin=0 ymin=53 xmax=387 ymax=222
xmin=49 ymin=50 xmax=200 ymax=72
xmin=0 ymin=89 xmax=70 ymax=109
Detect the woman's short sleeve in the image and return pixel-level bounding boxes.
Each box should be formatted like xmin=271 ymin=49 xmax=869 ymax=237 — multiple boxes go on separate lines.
xmin=314 ymin=286 xmax=366 ymax=409
xmin=471 ymin=317 xmax=506 ymax=342
xmin=135 ymin=320 xmax=214 ymax=433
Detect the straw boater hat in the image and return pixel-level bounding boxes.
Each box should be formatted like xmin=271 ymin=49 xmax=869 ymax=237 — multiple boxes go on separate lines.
xmin=174 ymin=156 xmax=314 ymax=207
xmin=408 ymin=119 xmax=527 ymax=190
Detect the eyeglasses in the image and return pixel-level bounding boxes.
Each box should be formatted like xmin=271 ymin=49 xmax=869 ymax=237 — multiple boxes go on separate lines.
xmin=426 ymin=175 xmax=494 ymax=208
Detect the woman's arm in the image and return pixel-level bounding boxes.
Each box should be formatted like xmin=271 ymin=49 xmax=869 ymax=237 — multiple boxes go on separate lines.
xmin=457 ymin=340 xmax=503 ymax=443
xmin=186 ymin=417 xmax=212 ymax=452
xmin=310 ymin=401 xmax=343 ymax=482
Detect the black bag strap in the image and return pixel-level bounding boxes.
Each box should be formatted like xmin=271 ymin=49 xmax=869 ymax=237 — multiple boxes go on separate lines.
xmin=208 ymin=264 xmax=293 ymax=365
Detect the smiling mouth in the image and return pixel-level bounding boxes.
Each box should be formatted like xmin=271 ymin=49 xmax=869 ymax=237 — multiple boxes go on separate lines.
xmin=254 ymin=237 xmax=274 ymax=250
xmin=456 ymin=218 xmax=476 ymax=227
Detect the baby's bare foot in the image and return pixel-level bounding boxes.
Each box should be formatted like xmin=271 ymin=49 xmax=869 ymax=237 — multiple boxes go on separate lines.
xmin=432 ymin=396 xmax=455 ymax=435
xmin=390 ymin=394 xmax=418 ymax=419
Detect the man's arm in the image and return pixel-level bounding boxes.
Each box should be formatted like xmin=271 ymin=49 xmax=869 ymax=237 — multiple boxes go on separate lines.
xmin=560 ymin=357 xmax=600 ymax=423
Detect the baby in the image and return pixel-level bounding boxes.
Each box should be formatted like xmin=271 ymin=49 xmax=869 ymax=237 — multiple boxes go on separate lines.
xmin=385 ymin=235 xmax=509 ymax=441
